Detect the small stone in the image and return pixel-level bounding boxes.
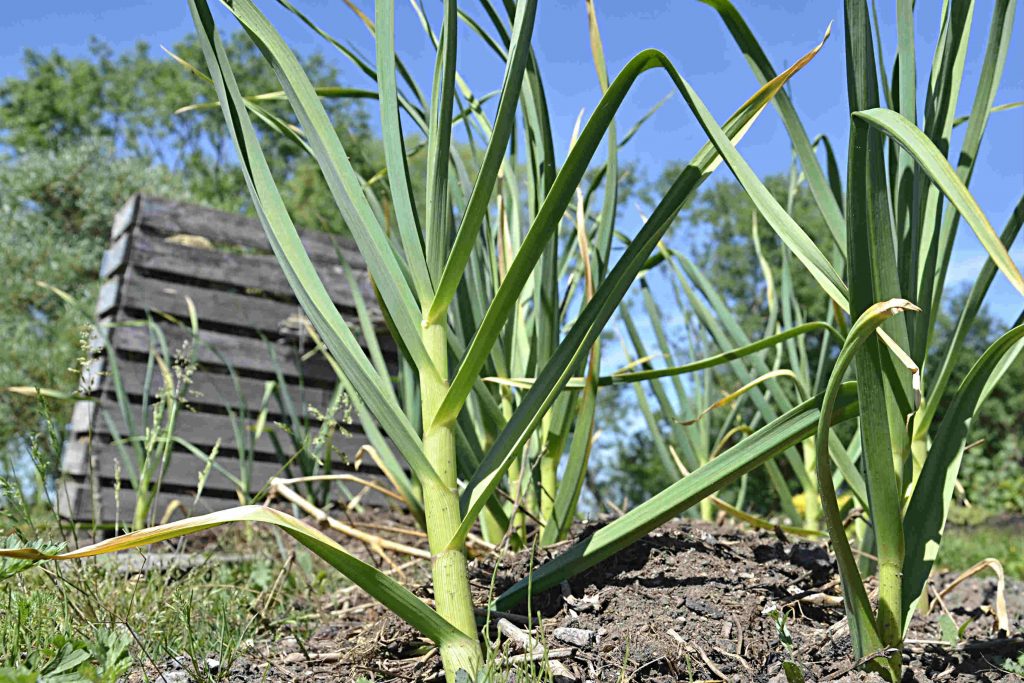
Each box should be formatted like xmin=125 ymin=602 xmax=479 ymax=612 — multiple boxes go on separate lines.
xmin=154 ymin=672 xmax=190 ymax=683
xmin=564 ymin=591 xmax=603 ymax=613
xmin=553 ymin=626 xmax=594 ymax=647
xmin=684 ymin=596 xmax=725 ymax=619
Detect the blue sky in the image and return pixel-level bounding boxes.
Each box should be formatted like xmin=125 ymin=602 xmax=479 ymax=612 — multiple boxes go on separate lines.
xmin=2 ymin=0 xmax=1022 ymax=322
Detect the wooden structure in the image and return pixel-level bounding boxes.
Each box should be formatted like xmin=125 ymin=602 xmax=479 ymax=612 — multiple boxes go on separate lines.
xmin=58 ymin=195 xmax=398 ymax=524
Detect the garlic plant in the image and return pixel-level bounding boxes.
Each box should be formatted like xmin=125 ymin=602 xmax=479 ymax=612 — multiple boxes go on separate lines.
xmin=4 ymin=1 xmax=1021 ymax=681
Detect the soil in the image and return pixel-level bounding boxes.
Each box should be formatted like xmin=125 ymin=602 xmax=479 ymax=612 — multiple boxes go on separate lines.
xmin=138 ymin=516 xmax=1024 ymax=682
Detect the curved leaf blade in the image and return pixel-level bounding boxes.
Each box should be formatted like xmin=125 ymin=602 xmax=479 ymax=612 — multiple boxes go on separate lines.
xmin=0 ymin=506 xmax=470 ymax=649
xmin=854 ymin=107 xmax=1024 ymax=296
xmin=901 ymin=323 xmax=1024 ymax=626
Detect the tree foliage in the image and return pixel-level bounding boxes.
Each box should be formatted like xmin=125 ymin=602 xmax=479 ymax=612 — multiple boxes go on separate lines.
xmin=0 ymin=141 xmax=190 ymax=473
xmin=929 ymin=289 xmax=1024 ymax=514
xmin=0 ymin=34 xmax=375 ymax=216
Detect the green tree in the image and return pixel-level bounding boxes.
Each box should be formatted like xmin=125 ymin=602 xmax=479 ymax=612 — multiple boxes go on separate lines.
xmin=929 ymin=289 xmax=1024 ymax=514
xmin=0 ymin=34 xmax=377 ymax=220
xmin=668 ymin=173 xmax=835 ymax=334
xmin=0 ymin=141 xmax=190 ymax=481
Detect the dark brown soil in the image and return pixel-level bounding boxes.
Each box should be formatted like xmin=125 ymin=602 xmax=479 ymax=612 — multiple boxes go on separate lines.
xmin=142 ymin=516 xmax=1024 ymax=682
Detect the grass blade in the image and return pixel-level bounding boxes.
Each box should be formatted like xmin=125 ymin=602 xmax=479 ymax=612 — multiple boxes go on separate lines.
xmin=844 ymin=5 xmax=913 ymax=663
xmin=901 ymin=323 xmax=1024 ymax=626
xmin=814 ymin=299 xmax=920 ymax=659
xmin=223 ymin=0 xmax=436 ymax=374
xmin=924 ymin=0 xmax=1018 ymax=343
xmin=449 ymin=38 xmax=831 ymax=547
xmin=375 ymin=0 xmax=432 ymax=303
xmin=427 ymin=0 xmax=539 ymax=321
xmin=698 ymin=0 xmax=847 ymax=253
xmin=436 ymin=29 xmax=834 ymax=431
xmin=486 ymin=321 xmax=845 ymax=389
xmin=422 ymin=0 xmax=459 ymax=283
xmin=917 ymin=195 xmax=1024 ymax=434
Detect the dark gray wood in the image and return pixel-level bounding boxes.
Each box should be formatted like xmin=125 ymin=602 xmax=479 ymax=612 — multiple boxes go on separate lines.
xmin=116 ymin=267 xmax=395 ymax=355
xmin=57 ymin=477 xmax=247 ymax=525
xmin=136 ymin=195 xmax=366 ymax=268
xmin=82 ymin=357 xmax=332 ymax=420
xmin=121 ymin=267 xmax=311 ymax=338
xmin=74 ymin=398 xmax=375 ymax=460
xmin=62 ymin=438 xmax=393 ymax=502
xmin=109 ymin=318 xmax=338 ymax=384
xmin=128 ymin=232 xmax=381 ymax=320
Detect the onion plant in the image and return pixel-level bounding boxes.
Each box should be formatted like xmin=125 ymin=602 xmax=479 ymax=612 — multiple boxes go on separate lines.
xmin=3 ymin=1 xmax=1022 ymax=681
xmin=612 ymin=212 xmax=854 ymax=531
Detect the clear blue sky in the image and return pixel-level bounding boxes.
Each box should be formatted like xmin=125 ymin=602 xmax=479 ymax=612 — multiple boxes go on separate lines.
xmin=2 ymin=0 xmax=1022 ymax=322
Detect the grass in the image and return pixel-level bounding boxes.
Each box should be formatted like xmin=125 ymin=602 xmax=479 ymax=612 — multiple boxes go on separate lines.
xmin=938 ymin=515 xmax=1024 ymax=580
xmin=0 ymin=505 xmax=337 ymax=682
xmin=0 ymin=505 xmax=581 ymax=682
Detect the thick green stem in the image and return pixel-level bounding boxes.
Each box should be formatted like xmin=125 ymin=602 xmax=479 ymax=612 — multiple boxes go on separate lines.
xmin=904 ymin=412 xmax=929 ymax=505
xmin=876 ymin=388 xmax=907 ymax=681
xmin=419 ymin=323 xmax=481 ymax=680
xmin=132 ymin=484 xmax=151 ymax=532
xmin=539 ymin=448 xmax=556 ymax=524
xmin=698 ymin=497 xmax=714 ymax=522
xmin=501 ymin=390 xmax=528 ymax=544
xmin=801 ymin=439 xmax=820 ymax=530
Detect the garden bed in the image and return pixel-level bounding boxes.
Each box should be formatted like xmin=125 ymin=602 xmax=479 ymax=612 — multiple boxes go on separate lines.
xmin=132 ymin=516 xmax=1022 ymax=682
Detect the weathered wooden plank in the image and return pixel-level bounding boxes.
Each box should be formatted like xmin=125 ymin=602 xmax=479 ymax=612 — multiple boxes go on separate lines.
xmin=100 ymin=231 xmax=131 ymax=279
xmin=110 ymin=195 xmax=140 ymax=241
xmin=57 ymin=477 xmax=244 ymax=526
xmin=70 ymin=399 xmax=375 ymax=460
xmin=95 ymin=276 xmax=122 ymax=318
xmin=109 ymin=318 xmax=338 ymax=384
xmin=120 ymin=267 xmax=310 ymax=339
xmin=82 ymin=357 xmax=332 ymax=420
xmin=62 ymin=438 xmax=270 ymax=496
xmin=62 ymin=438 xmax=395 ymax=502
xmin=116 ymin=268 xmax=395 ymax=358
xmin=129 ymin=232 xmax=381 ymax=320
xmin=136 ymin=195 xmax=365 ymax=268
